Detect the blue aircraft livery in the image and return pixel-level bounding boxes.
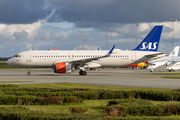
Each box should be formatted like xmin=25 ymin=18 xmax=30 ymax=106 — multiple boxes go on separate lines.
xmin=133 ymin=25 xmax=163 ymax=51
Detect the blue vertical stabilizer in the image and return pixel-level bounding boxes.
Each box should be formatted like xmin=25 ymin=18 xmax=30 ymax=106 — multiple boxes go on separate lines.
xmin=132 ymin=26 xmax=163 ymax=51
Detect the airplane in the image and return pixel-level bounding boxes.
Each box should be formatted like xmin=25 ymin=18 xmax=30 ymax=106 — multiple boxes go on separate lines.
xmin=166 ymin=62 xmax=180 ymax=72
xmin=147 ymin=46 xmax=179 ymax=72
xmin=7 ymin=25 xmax=166 ymax=76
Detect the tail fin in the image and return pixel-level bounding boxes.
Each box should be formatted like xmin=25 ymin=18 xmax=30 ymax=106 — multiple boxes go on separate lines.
xmin=169 ymin=46 xmax=179 ymax=56
xmin=132 ymin=25 xmax=163 ymax=51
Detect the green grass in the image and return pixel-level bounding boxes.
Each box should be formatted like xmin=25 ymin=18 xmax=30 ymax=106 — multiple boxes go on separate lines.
xmin=1 ymin=83 xmax=180 ymax=119
xmin=0 ymin=81 xmax=33 ymax=83
xmin=149 ymin=73 xmax=180 ymax=75
xmin=0 ymin=65 xmax=24 ymax=69
xmin=1 ymin=99 xmax=179 ymax=114
xmin=162 ymin=76 xmax=180 ymax=79
xmin=150 ymin=100 xmax=180 ymax=105
xmin=18 ymin=82 xmax=172 ymax=91
xmin=0 ymin=61 xmax=7 ymax=63
xmin=26 ymin=99 xmax=108 ymax=114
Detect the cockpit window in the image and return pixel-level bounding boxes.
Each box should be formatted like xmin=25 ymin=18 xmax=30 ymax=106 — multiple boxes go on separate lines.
xmin=13 ymin=55 xmax=18 ymax=57
xmin=13 ymin=54 xmax=21 ymax=58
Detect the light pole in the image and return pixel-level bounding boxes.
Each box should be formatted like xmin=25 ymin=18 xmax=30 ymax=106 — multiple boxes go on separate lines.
xmin=169 ymin=19 xmax=177 ymax=51
xmin=104 ymin=28 xmax=111 ymax=50
xmin=79 ymin=31 xmax=84 ymax=50
xmin=133 ymin=24 xmax=139 ymax=47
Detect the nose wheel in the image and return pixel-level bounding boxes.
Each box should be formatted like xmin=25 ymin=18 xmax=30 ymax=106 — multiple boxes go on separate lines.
xmin=27 ymin=68 xmax=31 ymax=76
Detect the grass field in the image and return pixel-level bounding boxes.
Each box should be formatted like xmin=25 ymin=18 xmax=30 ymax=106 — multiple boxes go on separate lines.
xmin=0 ymin=81 xmax=33 ymax=83
xmin=0 ymin=83 xmax=180 ymax=119
xmin=19 ymin=82 xmax=173 ymax=91
xmin=0 ymin=61 xmax=7 ymax=63
xmin=162 ymin=76 xmax=180 ymax=79
xmin=150 ymin=73 xmax=180 ymax=75
xmin=2 ymin=83 xmax=180 ymax=119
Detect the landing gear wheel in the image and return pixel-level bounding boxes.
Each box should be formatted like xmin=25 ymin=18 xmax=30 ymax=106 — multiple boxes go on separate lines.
xmin=27 ymin=68 xmax=31 ymax=76
xmin=169 ymin=70 xmax=171 ymax=72
xmin=150 ymin=69 xmax=153 ymax=72
xmin=83 ymin=71 xmax=87 ymax=75
xmin=27 ymin=72 xmax=31 ymax=76
xmin=79 ymin=70 xmax=87 ymax=76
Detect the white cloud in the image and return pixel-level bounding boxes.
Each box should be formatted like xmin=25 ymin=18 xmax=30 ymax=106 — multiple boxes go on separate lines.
xmin=55 ymin=32 xmax=68 ymax=39
xmin=109 ymin=32 xmax=120 ymax=38
xmin=109 ymin=38 xmax=134 ymax=43
xmin=25 ymin=43 xmax=32 ymax=50
xmin=74 ymin=45 xmax=98 ymax=50
xmin=0 ymin=21 xmax=42 ymax=41
xmin=116 ymin=25 xmax=131 ymax=34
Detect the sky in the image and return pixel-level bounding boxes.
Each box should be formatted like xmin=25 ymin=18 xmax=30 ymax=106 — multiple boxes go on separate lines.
xmin=1 ymin=0 xmax=180 ymax=57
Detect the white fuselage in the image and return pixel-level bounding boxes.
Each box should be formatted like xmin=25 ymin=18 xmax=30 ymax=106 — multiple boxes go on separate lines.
xmin=8 ymin=49 xmax=165 ymax=68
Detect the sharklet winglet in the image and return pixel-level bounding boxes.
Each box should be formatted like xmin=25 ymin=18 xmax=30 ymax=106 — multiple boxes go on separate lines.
xmin=107 ymin=45 xmax=115 ymax=56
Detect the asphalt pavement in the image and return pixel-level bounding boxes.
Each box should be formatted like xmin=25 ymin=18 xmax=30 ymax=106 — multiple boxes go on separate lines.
xmin=0 ymin=68 xmax=180 ymax=89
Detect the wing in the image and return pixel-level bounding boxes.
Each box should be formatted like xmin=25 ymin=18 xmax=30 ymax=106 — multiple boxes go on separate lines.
xmin=55 ymin=45 xmax=115 ymax=65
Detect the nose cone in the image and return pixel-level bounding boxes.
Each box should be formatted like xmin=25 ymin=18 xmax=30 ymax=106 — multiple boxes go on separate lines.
xmin=7 ymin=59 xmax=11 ymax=65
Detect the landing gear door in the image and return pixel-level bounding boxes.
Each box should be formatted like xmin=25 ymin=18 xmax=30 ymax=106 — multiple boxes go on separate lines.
xmin=131 ymin=52 xmax=136 ymax=61
xmin=26 ymin=52 xmax=31 ymax=62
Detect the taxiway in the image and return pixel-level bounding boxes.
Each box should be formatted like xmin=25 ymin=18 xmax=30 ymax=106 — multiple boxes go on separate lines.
xmin=0 ymin=68 xmax=180 ymax=89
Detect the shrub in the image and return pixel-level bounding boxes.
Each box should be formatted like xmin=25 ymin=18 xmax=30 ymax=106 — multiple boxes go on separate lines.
xmin=73 ymin=91 xmax=98 ymax=100
xmin=63 ymin=96 xmax=84 ymax=104
xmin=69 ymin=107 xmax=88 ymax=114
xmin=42 ymin=96 xmax=63 ymax=105
xmin=164 ymin=105 xmax=177 ymax=115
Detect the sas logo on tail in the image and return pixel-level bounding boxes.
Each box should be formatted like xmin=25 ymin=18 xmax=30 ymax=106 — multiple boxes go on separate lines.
xmin=140 ymin=42 xmax=158 ymax=50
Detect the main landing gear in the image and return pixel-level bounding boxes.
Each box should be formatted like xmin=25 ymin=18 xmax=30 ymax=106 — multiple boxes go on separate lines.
xmin=79 ymin=65 xmax=87 ymax=76
xmin=169 ymin=69 xmax=175 ymax=72
xmin=27 ymin=68 xmax=31 ymax=76
xmin=79 ymin=70 xmax=87 ymax=76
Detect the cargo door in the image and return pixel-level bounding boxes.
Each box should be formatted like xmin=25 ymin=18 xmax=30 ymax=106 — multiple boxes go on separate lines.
xmin=131 ymin=52 xmax=136 ymax=61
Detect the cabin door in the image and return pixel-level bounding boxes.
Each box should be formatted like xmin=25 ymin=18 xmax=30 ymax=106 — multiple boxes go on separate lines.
xmin=26 ymin=52 xmax=31 ymax=62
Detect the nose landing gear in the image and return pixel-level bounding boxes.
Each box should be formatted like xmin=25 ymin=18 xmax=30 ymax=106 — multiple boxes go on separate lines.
xmin=27 ymin=68 xmax=31 ymax=76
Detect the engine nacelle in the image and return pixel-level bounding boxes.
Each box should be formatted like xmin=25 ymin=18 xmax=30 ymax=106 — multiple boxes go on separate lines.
xmin=54 ymin=63 xmax=74 ymax=73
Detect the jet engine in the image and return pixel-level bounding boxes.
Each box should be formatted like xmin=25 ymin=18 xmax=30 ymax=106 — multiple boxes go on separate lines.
xmin=54 ymin=63 xmax=75 ymax=73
